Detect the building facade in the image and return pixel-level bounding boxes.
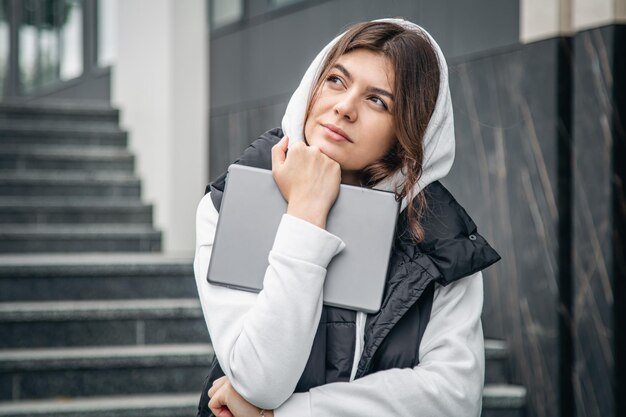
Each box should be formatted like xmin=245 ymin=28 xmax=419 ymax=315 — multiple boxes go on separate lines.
xmin=0 ymin=1 xmax=624 ymax=416
xmin=207 ymin=2 xmax=625 ymax=417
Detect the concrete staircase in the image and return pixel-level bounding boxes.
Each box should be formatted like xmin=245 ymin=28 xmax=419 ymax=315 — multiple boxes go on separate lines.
xmin=0 ymin=101 xmax=526 ymax=416
xmin=0 ymin=255 xmax=209 ymax=416
xmin=0 ymin=101 xmax=209 ymax=416
xmin=0 ymin=102 xmax=159 ymax=254
xmin=483 ymin=340 xmax=527 ymax=417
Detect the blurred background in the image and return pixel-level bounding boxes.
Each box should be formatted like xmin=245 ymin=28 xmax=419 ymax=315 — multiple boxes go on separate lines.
xmin=0 ymin=0 xmax=624 ymax=416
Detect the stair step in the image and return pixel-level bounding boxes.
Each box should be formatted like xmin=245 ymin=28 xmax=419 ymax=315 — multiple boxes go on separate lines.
xmin=0 ymin=299 xmax=208 ymax=348
xmin=0 ymin=122 xmax=123 ymax=134
xmin=0 ymin=102 xmax=119 ymax=125
xmin=0 ymin=344 xmax=214 ymax=371
xmin=481 ymin=384 xmax=527 ymax=417
xmin=0 ymin=344 xmax=213 ymax=400
xmin=0 ymin=198 xmax=152 ymax=224
xmin=0 ymin=299 xmax=202 ymax=321
xmin=0 ymin=392 xmax=199 ymax=417
xmin=0 ymin=146 xmax=134 ymax=173
xmin=0 ymin=146 xmax=132 ymax=158
xmin=0 ymin=225 xmax=161 ymax=253
xmin=485 ymin=339 xmax=509 ymax=384
xmin=0 ymin=254 xmax=195 ymax=301
xmin=0 ymin=172 xmax=140 ymax=197
xmin=0 ymin=385 xmax=525 ymax=417
xmin=0 ymin=126 xmax=127 ymax=148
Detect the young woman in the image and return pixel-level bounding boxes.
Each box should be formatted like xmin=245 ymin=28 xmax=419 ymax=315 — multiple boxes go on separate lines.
xmin=194 ymin=18 xmax=500 ymax=417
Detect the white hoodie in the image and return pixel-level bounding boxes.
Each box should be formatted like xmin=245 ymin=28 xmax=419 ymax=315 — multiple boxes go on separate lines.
xmin=194 ymin=18 xmax=484 ymax=417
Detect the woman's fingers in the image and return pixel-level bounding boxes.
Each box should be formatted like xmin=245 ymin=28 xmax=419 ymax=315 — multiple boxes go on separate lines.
xmin=208 ymin=384 xmax=233 ymax=417
xmin=207 ymin=388 xmax=222 ymax=413
xmin=208 ymin=376 xmax=227 ymax=398
xmin=271 ymin=135 xmax=341 ymax=228
xmin=217 ymin=409 xmax=234 ymax=417
xmin=276 ymin=143 xmax=341 ymax=228
xmin=271 ymin=135 xmax=289 ymax=170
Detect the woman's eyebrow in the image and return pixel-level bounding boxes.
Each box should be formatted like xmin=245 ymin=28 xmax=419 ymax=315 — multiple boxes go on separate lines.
xmin=333 ymin=63 xmax=394 ymax=101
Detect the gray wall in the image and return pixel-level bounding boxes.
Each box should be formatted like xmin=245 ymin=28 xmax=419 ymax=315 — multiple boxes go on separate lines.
xmin=209 ymin=0 xmax=520 ymax=178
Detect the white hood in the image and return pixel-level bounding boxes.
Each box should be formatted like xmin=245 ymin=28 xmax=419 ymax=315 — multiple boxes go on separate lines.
xmin=281 ymin=18 xmax=455 ymax=211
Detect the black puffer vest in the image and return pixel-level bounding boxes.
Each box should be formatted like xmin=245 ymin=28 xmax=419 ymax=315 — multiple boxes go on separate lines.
xmin=197 ymin=128 xmax=500 ymax=416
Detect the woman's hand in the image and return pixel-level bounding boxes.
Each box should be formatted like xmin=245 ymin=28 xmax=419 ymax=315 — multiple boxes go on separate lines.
xmin=208 ymin=376 xmax=274 ymax=417
xmin=272 ymin=136 xmax=341 ymax=229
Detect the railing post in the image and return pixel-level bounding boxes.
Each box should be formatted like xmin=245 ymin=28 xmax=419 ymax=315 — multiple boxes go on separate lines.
xmin=5 ymin=0 xmax=21 ymax=98
xmin=83 ymin=0 xmax=97 ymax=74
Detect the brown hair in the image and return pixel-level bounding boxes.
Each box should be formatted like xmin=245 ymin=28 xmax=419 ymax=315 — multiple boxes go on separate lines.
xmin=304 ymin=21 xmax=441 ymax=243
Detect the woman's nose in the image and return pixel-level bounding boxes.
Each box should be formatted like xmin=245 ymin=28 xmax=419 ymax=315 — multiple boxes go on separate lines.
xmin=333 ymin=94 xmax=357 ymax=121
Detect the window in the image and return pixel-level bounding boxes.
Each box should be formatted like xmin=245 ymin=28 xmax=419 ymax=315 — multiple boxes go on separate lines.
xmin=18 ymin=0 xmax=83 ymax=93
xmin=0 ymin=0 xmax=8 ymax=97
xmin=59 ymin=0 xmax=83 ymax=80
xmin=97 ymin=0 xmax=116 ymax=67
xmin=210 ymin=0 xmax=243 ymax=29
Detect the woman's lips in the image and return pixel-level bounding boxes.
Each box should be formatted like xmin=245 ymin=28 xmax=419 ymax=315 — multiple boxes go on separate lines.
xmin=322 ymin=124 xmax=352 ymax=143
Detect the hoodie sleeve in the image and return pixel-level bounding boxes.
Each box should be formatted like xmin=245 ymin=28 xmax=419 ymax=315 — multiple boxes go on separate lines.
xmin=193 ymin=192 xmax=345 ymax=409
xmin=274 ymin=272 xmax=485 ymax=417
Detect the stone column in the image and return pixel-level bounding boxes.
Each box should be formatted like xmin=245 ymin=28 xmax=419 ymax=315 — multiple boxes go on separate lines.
xmin=112 ymin=0 xmax=208 ymax=254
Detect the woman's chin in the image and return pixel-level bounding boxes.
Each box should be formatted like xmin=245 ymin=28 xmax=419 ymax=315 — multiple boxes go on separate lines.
xmin=317 ymin=144 xmax=344 ymax=164
xmin=305 ymin=134 xmax=351 ymax=168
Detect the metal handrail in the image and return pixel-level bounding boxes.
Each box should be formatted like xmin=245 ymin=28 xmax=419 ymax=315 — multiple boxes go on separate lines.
xmin=1 ymin=0 xmax=99 ymax=101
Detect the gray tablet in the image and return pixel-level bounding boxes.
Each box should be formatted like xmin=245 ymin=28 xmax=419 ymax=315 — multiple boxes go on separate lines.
xmin=207 ymin=164 xmax=399 ymax=313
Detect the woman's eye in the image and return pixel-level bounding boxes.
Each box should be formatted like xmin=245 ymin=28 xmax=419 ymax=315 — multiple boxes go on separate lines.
xmin=369 ymin=96 xmax=388 ymax=110
xmin=326 ymin=75 xmax=344 ymax=86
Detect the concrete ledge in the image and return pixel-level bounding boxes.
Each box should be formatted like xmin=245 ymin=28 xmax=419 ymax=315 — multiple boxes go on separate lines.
xmin=0 ymin=171 xmax=137 ymax=182
xmin=0 ymin=393 xmax=198 ymax=417
xmin=483 ymin=384 xmax=527 ymax=408
xmin=0 ymin=200 xmax=152 ymax=225
xmin=0 ymin=173 xmax=141 ymax=198
xmin=0 ymin=198 xmax=148 ymax=208
xmin=0 ymin=224 xmax=160 ymax=237
xmin=0 ymin=130 xmax=127 ymax=148
xmin=0 ymin=253 xmax=192 ymax=268
xmin=0 ymin=299 xmax=202 ymax=322
xmin=0 ymin=103 xmax=119 ymax=127
xmin=0 ymin=101 xmax=118 ymax=114
xmin=0 ymin=146 xmax=132 ymax=159
xmin=0 ymin=122 xmax=123 ymax=134
xmin=0 ymin=226 xmax=162 ymax=253
xmin=484 ymin=339 xmax=508 ymax=359
xmin=0 ymin=254 xmax=192 ymax=277
xmin=0 ymin=344 xmax=214 ymax=371
xmin=484 ymin=339 xmax=510 ymax=385
xmin=0 ymin=255 xmax=195 ymax=301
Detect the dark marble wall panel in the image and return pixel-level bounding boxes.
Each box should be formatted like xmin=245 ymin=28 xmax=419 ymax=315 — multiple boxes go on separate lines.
xmin=572 ymin=26 xmax=618 ymax=417
xmin=446 ymin=39 xmax=561 ymax=417
xmin=614 ymin=26 xmax=626 ymax=417
xmin=209 ymin=99 xmax=288 ymax=179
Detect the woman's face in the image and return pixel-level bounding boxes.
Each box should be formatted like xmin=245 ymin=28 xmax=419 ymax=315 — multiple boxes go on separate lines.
xmin=304 ymin=49 xmax=396 ymax=184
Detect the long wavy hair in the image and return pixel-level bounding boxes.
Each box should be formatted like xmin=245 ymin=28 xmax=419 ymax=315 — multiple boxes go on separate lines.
xmin=304 ymin=21 xmax=441 ymax=243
